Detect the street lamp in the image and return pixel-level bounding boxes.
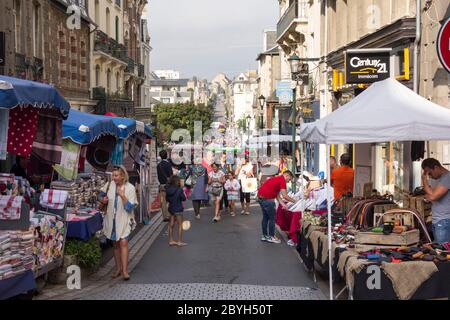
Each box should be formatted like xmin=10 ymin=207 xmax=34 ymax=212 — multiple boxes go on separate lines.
xmin=288 ymin=52 xmax=301 ymax=191
xmin=258 ymin=95 xmax=266 ymax=130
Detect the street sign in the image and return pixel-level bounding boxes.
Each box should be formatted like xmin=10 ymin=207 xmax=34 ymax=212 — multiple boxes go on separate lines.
xmin=437 ymin=17 xmax=450 ymax=73
xmin=276 ymin=80 xmax=293 ymax=105
xmin=345 ymin=49 xmax=391 ymax=84
xmin=0 ymin=32 xmax=5 ymax=67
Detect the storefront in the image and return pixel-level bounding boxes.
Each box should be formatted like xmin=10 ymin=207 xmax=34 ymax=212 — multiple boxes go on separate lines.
xmin=326 ymin=18 xmax=416 ymax=196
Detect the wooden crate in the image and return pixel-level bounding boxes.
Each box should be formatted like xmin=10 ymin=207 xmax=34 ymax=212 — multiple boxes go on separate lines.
xmin=355 ymin=229 xmax=419 ymax=246
xmin=415 ymin=198 xmax=432 ymax=219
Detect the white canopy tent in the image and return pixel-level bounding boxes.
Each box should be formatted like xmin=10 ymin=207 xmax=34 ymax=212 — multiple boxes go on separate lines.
xmin=299 ymin=78 xmax=450 ymax=300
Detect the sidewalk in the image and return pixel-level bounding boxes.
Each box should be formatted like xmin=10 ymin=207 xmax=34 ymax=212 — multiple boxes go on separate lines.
xmin=35 ymin=211 xmax=166 ymax=300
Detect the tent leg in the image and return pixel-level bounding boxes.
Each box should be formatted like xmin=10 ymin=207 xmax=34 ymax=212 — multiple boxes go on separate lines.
xmin=335 ymin=286 xmax=347 ymax=300
xmin=326 ymin=144 xmax=333 ymax=300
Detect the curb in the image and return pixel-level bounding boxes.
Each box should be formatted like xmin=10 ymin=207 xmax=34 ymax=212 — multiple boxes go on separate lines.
xmin=35 ymin=212 xmax=166 ymax=300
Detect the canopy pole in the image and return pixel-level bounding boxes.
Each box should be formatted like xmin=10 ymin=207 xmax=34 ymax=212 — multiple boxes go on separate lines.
xmin=326 ymin=144 xmax=333 ymax=300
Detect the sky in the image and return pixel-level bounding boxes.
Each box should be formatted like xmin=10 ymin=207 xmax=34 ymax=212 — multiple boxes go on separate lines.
xmin=147 ymin=0 xmax=279 ymax=81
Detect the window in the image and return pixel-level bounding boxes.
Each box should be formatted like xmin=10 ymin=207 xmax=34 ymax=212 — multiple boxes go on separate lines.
xmin=115 ymin=0 xmax=121 ymax=8
xmin=116 ymin=71 xmax=120 ymax=91
xmin=32 ymin=2 xmax=40 ymax=57
xmin=95 ymin=65 xmax=100 ymax=87
xmin=94 ymin=0 xmax=99 ymax=23
xmin=106 ymin=8 xmax=111 ymax=35
xmin=14 ymin=0 xmax=21 ymax=53
xmin=107 ymin=69 xmax=111 ymax=93
xmin=115 ymin=16 xmax=119 ymax=42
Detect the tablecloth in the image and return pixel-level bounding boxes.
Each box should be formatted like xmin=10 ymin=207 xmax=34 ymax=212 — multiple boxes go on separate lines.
xmin=0 ymin=270 xmax=36 ymax=300
xmin=66 ymin=211 xmax=103 ymax=241
xmin=276 ymin=205 xmax=302 ymax=245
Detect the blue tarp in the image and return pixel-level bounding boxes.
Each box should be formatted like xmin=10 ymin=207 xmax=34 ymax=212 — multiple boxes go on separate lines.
xmin=63 ymin=110 xmax=120 ymax=145
xmin=0 ymin=76 xmax=71 ymax=119
xmin=109 ymin=117 xmax=137 ymax=139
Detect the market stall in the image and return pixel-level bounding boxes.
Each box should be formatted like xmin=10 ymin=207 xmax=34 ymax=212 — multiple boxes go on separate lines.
xmin=0 ymin=75 xmax=70 ymax=299
xmin=299 ymin=78 xmax=450 ymax=300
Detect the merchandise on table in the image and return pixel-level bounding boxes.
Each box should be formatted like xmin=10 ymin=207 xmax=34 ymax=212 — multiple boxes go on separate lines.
xmin=40 ymin=190 xmax=68 ymax=210
xmin=0 ymin=196 xmax=24 ymax=220
xmin=51 ymin=173 xmax=108 ymax=208
xmin=29 ymin=212 xmax=65 ymax=269
xmin=0 ymin=229 xmax=34 ymax=280
xmin=66 ymin=208 xmax=100 ymax=222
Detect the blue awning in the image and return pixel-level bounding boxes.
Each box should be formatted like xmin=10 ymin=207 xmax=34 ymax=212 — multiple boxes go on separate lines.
xmin=0 ymin=76 xmax=71 ymax=119
xmin=109 ymin=117 xmax=137 ymax=139
xmin=63 ymin=110 xmax=120 ymax=145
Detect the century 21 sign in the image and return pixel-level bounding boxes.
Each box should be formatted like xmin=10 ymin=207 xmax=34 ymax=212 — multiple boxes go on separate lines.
xmin=345 ymin=49 xmax=391 ymax=84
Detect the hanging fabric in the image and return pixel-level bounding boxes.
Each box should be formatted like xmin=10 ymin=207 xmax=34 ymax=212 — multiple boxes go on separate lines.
xmin=7 ymin=106 xmax=39 ymax=157
xmin=32 ymin=110 xmax=63 ymax=165
xmin=53 ymin=139 xmax=81 ymax=180
xmin=0 ymin=109 xmax=9 ymax=160
xmin=110 ymin=139 xmax=124 ymax=166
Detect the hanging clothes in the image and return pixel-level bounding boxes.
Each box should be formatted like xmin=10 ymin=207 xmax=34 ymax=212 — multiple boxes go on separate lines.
xmin=0 ymin=109 xmax=9 ymax=160
xmin=32 ymin=110 xmax=63 ymax=165
xmin=7 ymin=106 xmax=39 ymax=157
xmin=110 ymin=139 xmax=124 ymax=166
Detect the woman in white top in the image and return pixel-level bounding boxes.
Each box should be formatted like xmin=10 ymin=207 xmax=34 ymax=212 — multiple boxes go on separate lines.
xmin=236 ymin=157 xmax=254 ymax=215
xmin=99 ymin=166 xmax=138 ymax=281
xmin=208 ymin=163 xmax=226 ymax=222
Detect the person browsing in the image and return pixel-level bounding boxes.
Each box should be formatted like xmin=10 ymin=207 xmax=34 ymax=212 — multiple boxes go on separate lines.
xmin=257 ymin=171 xmax=297 ymax=244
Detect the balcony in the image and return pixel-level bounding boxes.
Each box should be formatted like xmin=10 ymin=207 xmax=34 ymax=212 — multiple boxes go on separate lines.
xmin=138 ymin=63 xmax=145 ymax=78
xmin=125 ymin=57 xmax=135 ymax=74
xmin=93 ymin=30 xmax=128 ymax=64
xmin=277 ymin=0 xmax=309 ymax=41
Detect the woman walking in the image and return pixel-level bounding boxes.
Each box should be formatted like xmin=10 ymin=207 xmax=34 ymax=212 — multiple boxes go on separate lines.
xmin=165 ymin=175 xmax=187 ymax=247
xmin=189 ymin=159 xmax=209 ymax=220
xmin=208 ymin=163 xmax=226 ymax=222
xmin=224 ymin=171 xmax=240 ymax=216
xmin=236 ymin=157 xmax=254 ymax=215
xmin=100 ymin=166 xmax=138 ymax=281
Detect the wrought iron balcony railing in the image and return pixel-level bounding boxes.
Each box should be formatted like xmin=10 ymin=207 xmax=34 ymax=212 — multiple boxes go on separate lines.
xmin=277 ymin=0 xmax=309 ymax=39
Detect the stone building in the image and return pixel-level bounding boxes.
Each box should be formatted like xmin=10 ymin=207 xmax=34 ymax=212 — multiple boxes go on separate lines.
xmin=0 ymin=0 xmax=95 ymax=111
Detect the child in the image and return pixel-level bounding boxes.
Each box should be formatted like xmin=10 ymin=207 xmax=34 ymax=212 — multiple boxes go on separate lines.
xmin=224 ymin=171 xmax=240 ymax=217
xmin=165 ymin=175 xmax=187 ymax=247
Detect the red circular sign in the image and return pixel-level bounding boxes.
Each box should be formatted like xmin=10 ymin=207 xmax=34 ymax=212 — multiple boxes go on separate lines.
xmin=438 ymin=17 xmax=450 ymax=73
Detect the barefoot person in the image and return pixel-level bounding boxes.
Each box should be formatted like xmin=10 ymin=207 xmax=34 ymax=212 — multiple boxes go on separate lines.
xmin=100 ymin=166 xmax=138 ymax=281
xmin=166 ymin=175 xmax=188 ymax=246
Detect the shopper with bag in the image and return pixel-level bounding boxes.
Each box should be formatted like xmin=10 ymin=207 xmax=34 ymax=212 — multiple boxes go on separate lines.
xmin=224 ymin=171 xmax=240 ymax=217
xmin=99 ymin=166 xmax=138 ymax=280
xmin=188 ymin=158 xmax=209 ymax=220
xmin=209 ymin=163 xmax=226 ymax=222
xmin=236 ymin=157 xmax=254 ymax=215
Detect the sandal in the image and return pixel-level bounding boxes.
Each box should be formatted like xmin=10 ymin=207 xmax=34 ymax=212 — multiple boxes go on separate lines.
xmin=177 ymin=242 xmax=188 ymax=247
xmin=122 ymin=273 xmax=130 ymax=281
xmin=111 ymin=270 xmax=121 ymax=279
xmin=169 ymin=241 xmax=178 ymax=246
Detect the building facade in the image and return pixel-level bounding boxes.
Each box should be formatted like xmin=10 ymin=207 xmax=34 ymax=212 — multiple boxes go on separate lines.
xmin=149 ymin=77 xmax=192 ymax=104
xmin=0 ymin=0 xmax=94 ymax=111
xmin=231 ymin=71 xmax=259 ymax=134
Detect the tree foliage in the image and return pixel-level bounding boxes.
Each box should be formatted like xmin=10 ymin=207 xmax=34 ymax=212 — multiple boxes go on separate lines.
xmin=155 ymin=103 xmax=214 ymax=145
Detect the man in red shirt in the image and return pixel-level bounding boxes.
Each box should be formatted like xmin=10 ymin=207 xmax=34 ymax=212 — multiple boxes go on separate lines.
xmin=330 ymin=153 xmax=354 ymax=200
xmin=257 ymin=171 xmax=297 ymax=243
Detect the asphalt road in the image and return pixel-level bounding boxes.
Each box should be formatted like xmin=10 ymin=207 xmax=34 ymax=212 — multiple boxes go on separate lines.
xmin=87 ymin=201 xmax=325 ymax=300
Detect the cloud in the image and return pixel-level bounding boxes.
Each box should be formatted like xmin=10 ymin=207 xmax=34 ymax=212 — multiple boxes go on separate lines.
xmin=148 ymin=0 xmax=278 ymax=80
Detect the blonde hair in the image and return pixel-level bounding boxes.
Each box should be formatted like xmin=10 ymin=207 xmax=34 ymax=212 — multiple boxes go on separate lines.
xmin=113 ymin=165 xmax=129 ymax=183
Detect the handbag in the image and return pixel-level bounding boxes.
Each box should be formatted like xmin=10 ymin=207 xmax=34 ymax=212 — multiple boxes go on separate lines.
xmin=98 ymin=181 xmax=111 ymax=213
xmin=241 ymin=178 xmax=258 ymax=193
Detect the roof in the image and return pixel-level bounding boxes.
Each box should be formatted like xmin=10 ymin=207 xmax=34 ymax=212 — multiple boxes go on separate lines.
xmin=256 ymin=46 xmax=279 ymax=60
xmin=150 ymin=79 xmax=189 ymax=87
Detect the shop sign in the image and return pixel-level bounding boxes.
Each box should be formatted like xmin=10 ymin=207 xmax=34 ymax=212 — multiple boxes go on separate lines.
xmin=437 ymin=17 xmax=450 ymax=73
xmin=276 ymin=81 xmax=293 ymax=105
xmin=0 ymin=32 xmax=5 ymax=67
xmin=345 ymin=49 xmax=391 ymax=84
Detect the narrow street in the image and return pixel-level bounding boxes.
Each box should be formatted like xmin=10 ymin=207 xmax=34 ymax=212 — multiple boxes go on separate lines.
xmin=85 ymin=202 xmax=325 ymax=300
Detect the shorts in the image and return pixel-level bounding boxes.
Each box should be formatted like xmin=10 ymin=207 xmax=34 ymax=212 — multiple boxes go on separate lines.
xmin=169 ymin=210 xmax=184 ymax=216
xmin=209 ymin=188 xmax=224 ymax=201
